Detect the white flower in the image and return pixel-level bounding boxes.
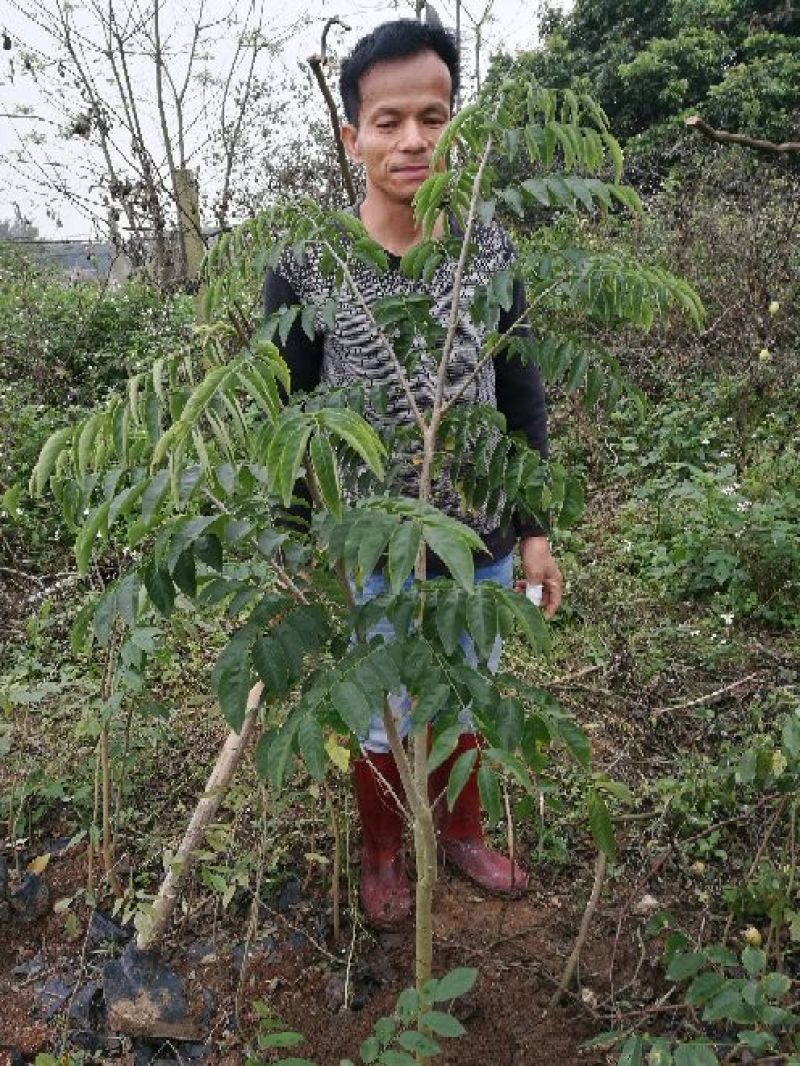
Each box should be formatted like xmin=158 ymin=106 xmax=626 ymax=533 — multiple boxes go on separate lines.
xmin=721 ymin=612 xmax=734 ymax=625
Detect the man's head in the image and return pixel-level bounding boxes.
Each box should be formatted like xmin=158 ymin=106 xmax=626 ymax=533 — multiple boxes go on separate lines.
xmin=339 ymin=20 xmax=459 ymax=205
xmin=339 ymin=20 xmax=459 ymax=126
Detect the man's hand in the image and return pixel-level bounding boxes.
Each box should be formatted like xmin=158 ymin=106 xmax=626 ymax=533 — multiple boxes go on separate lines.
xmin=515 ymin=536 xmax=563 ymax=620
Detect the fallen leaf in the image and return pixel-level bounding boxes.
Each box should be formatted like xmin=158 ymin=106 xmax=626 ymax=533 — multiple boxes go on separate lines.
xmin=27 ymin=853 xmax=51 ymax=875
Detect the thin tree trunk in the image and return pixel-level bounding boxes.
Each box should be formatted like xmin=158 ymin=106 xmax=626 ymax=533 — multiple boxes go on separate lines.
xmin=136 ymin=683 xmax=263 ymax=950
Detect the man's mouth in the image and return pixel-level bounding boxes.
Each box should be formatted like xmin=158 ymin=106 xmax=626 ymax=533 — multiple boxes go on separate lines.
xmin=392 ymin=165 xmax=430 ymax=177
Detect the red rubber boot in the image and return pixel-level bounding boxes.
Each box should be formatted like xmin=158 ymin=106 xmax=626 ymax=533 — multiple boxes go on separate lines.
xmin=353 ymin=752 xmax=411 ymax=928
xmin=429 ymin=733 xmax=528 ymax=895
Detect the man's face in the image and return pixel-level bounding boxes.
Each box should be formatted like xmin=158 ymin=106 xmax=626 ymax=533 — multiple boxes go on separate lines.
xmin=341 ymin=49 xmax=451 ymax=205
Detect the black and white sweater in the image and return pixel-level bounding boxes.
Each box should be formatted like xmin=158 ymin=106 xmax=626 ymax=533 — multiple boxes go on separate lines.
xmin=263 ymin=215 xmax=549 ymax=569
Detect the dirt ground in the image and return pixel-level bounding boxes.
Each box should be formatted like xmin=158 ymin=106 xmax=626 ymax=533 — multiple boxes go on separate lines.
xmin=0 ymin=836 xmax=647 ymax=1064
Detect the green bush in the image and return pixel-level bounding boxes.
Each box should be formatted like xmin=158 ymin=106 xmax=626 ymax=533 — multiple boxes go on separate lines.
xmin=0 ymin=243 xmax=193 ymax=575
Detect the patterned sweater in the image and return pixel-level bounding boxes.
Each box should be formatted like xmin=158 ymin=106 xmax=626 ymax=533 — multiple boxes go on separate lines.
xmin=263 ymin=215 xmax=548 ymax=568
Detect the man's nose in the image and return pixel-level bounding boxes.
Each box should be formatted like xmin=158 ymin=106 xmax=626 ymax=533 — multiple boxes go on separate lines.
xmin=398 ymin=120 xmax=427 ymax=152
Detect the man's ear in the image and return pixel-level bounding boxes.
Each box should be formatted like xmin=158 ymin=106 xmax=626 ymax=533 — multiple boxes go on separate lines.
xmin=340 ymin=122 xmax=361 ymax=163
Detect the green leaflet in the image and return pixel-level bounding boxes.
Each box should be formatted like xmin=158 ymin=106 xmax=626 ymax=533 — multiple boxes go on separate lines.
xmin=275 ymin=420 xmax=313 ymax=507
xmin=477 ymin=765 xmax=503 ymax=825
xmin=466 ymin=585 xmax=499 ymax=660
xmin=446 ymin=748 xmax=477 ymax=810
xmin=426 ymin=967 xmax=478 ymax=1002
xmin=330 ymin=680 xmax=372 ymax=737
xmin=259 ymin=720 xmax=298 ymax=791
xmin=435 ymin=587 xmax=466 ymax=656
xmin=500 ymin=589 xmax=551 ymax=653
xmin=482 ymin=697 xmax=523 ymax=752
xmin=252 ymin=636 xmax=290 ymax=696
xmin=213 ymin=636 xmax=254 ymax=731
xmin=30 ymin=425 xmax=73 ymax=496
xmin=317 ymin=408 xmax=386 ymax=480
xmin=76 ymin=411 xmax=106 ymax=476
xmin=386 ymin=521 xmax=421 ymax=593
xmin=557 ymin=717 xmax=591 ymax=769
xmin=421 ymin=523 xmax=474 ymax=591
xmin=297 ymin=713 xmax=325 ymax=781
xmin=308 ymin=430 xmax=341 ymax=518
xmin=151 ymin=359 xmax=242 ymax=468
xmin=428 ymin=722 xmax=463 ymax=773
xmin=75 ymin=500 xmax=111 ymax=575
xmin=143 ymin=562 xmax=176 ymax=618
xmin=355 ymin=517 xmax=394 ymax=586
xmin=587 ymin=788 xmax=616 ymax=862
xmin=616 ymin=1035 xmax=643 ymax=1066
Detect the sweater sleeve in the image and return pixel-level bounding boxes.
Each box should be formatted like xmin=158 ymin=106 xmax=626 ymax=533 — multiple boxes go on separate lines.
xmin=263 ymin=267 xmax=324 ymax=530
xmin=263 ymin=267 xmax=324 ymax=394
xmin=495 ymin=278 xmax=549 ymax=538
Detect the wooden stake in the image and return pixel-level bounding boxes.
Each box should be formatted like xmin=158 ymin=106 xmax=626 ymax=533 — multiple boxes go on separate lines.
xmin=136 ymin=682 xmax=263 ymax=950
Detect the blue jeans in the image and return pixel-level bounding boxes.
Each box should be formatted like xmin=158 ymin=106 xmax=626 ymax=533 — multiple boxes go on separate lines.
xmin=353 ymin=553 xmax=514 ymax=753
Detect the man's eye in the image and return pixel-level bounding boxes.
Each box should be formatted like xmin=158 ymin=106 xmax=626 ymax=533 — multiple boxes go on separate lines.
xmin=377 ymin=122 xmax=396 ymax=131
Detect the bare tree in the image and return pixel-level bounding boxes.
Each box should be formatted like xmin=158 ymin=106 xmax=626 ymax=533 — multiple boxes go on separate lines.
xmin=2 ymin=1 xmax=285 ymax=285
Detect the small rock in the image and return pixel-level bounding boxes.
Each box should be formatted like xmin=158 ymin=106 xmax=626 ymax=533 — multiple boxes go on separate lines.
xmin=68 ymin=979 xmax=103 ymax=1028
xmin=12 ymin=951 xmax=46 ymax=979
xmin=275 ymin=877 xmax=302 ymax=913
xmin=87 ymin=910 xmax=130 ymax=949
xmin=230 ymin=935 xmax=276 ymax=974
xmin=41 ymin=835 xmax=73 ymax=857
xmin=34 ymin=977 xmax=71 ymax=1020
xmin=632 ymin=893 xmax=660 ymax=917
xmin=186 ymin=939 xmax=217 ymax=966
xmin=181 ymin=1039 xmax=213 ymax=1061
xmin=581 ymin=986 xmax=599 ymax=1010
xmin=104 ymin=944 xmax=203 ymax=1040
xmin=324 ymin=972 xmax=346 ymax=1010
xmin=378 ymin=931 xmax=405 ymax=951
xmin=10 ymin=873 xmax=50 ymax=921
xmin=0 ymin=856 xmax=9 ymax=922
xmin=71 ymin=1031 xmax=124 ymax=1054
xmin=362 ymin=952 xmax=397 ymax=988
xmin=0 ymin=1048 xmax=25 ymax=1066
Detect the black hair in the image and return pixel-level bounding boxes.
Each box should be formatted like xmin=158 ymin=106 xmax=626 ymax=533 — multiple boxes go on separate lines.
xmin=339 ymin=19 xmax=459 ymax=125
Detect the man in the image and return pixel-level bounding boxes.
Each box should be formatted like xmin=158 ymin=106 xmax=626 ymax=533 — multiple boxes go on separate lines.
xmin=264 ymin=20 xmax=562 ymax=927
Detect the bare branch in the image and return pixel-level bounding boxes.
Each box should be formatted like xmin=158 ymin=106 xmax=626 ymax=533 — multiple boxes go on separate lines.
xmin=308 ymin=16 xmax=356 ymax=205
xmin=685 ymin=115 xmax=800 ymax=154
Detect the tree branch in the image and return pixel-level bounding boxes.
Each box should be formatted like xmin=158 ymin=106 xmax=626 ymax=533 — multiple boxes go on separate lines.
xmin=307 ymin=17 xmax=356 ymax=206
xmin=685 ymin=115 xmax=800 ymax=154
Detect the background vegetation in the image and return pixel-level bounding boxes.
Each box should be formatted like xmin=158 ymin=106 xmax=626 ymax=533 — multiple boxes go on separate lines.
xmin=1 ymin=1 xmax=798 ymax=1061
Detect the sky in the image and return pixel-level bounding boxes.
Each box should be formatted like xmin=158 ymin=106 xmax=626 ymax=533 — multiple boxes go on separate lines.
xmin=0 ymin=0 xmax=562 ymax=239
